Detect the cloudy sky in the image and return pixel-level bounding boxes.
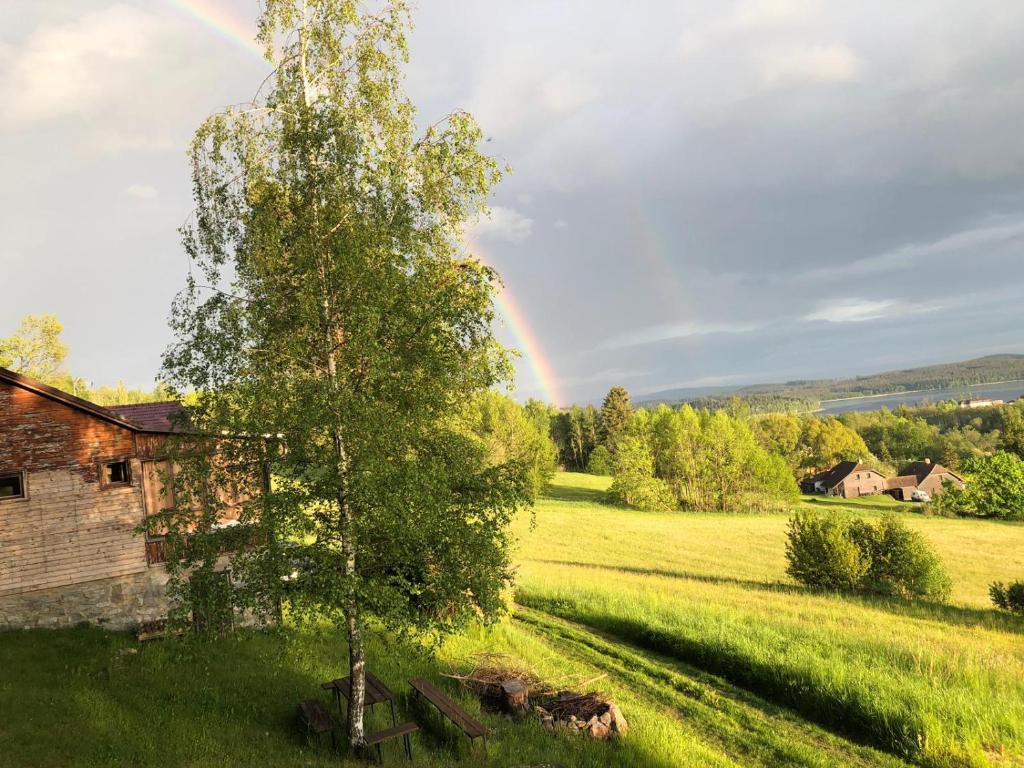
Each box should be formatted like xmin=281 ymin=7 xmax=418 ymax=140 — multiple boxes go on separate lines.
xmin=2 ymin=1 xmax=1023 ymax=405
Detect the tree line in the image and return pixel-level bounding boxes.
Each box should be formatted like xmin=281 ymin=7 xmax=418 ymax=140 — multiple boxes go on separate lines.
xmin=562 ymin=385 xmax=1024 ymax=514
xmin=650 ymin=353 xmax=1024 ymax=408
xmin=0 ymin=314 xmax=171 ymax=405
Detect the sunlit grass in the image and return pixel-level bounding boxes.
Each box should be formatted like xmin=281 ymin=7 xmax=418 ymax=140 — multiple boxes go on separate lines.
xmin=515 ymin=472 xmax=1024 ymax=766
xmin=2 ymin=471 xmax=1020 ymax=766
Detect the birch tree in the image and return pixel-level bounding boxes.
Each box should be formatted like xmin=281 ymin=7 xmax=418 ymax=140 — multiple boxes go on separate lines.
xmin=158 ymin=0 xmax=529 ymax=750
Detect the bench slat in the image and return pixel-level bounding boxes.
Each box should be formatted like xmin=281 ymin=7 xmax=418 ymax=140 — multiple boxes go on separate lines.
xmin=299 ymin=699 xmax=335 ymax=733
xmin=365 ymin=721 xmax=419 ymax=746
xmin=409 ymin=678 xmax=487 ymax=739
xmin=321 ymin=671 xmax=393 ymax=707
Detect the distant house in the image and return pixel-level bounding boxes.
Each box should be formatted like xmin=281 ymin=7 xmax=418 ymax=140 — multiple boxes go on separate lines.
xmin=885 ymin=460 xmax=965 ymax=501
xmin=958 ymin=398 xmax=1004 ymax=409
xmin=800 ymin=461 xmax=888 ymax=498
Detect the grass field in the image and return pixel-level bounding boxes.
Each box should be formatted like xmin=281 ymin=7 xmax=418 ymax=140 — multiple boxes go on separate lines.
xmin=1 ymin=472 xmax=1022 ymax=767
xmin=516 ymin=473 xmax=1024 ymax=768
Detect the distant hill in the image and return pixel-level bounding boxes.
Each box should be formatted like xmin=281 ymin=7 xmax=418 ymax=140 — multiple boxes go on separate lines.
xmin=637 ymin=354 xmax=1024 ymax=411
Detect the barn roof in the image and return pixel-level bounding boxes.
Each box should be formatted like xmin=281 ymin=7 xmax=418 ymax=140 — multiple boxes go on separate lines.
xmin=0 ymin=366 xmax=182 ymax=434
xmin=107 ymin=402 xmax=186 ymax=432
xmin=812 ymin=461 xmax=867 ymax=489
xmin=897 ymin=461 xmax=964 ymax=486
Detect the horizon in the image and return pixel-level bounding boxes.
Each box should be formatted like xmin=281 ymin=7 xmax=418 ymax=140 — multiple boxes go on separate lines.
xmin=3 ymin=1 xmax=1024 ymax=404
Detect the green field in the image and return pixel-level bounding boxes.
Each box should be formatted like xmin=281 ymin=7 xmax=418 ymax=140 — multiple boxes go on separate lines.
xmin=2 ymin=472 xmax=1022 ymax=767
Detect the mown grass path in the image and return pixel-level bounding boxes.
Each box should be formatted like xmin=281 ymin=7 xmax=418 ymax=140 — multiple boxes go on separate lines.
xmin=515 ymin=605 xmax=909 ymax=768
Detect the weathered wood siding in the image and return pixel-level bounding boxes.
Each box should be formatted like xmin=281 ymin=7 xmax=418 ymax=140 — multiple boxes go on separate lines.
xmin=0 ymin=381 xmax=152 ymax=596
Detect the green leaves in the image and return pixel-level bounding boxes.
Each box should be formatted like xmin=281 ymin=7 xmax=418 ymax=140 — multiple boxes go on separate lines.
xmin=933 ymin=452 xmax=1024 ymax=520
xmin=159 ymin=0 xmax=529 ymax=679
xmin=786 ymin=511 xmax=951 ymax=601
xmin=0 ymin=314 xmax=69 ymax=383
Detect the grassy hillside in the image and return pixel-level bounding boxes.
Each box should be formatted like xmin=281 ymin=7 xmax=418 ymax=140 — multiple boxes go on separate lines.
xmin=2 ymin=472 xmax=1022 ymax=767
xmin=516 ymin=473 xmax=1024 ymax=767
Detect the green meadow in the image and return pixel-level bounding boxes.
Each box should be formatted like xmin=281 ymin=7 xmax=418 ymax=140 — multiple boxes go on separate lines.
xmin=2 ymin=472 xmax=1022 ymax=767
xmin=516 ymin=473 xmax=1024 ymax=767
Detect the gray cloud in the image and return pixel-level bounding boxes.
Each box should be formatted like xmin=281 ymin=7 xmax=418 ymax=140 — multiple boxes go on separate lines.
xmin=2 ymin=1 xmax=1023 ymax=402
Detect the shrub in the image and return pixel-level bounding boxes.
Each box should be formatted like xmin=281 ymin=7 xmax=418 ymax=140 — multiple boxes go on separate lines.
xmin=990 ymin=581 xmax=1024 ymax=614
xmin=586 ymin=445 xmax=613 ymax=476
xmin=786 ymin=511 xmax=951 ymax=600
xmin=850 ymin=516 xmax=951 ymax=600
xmin=786 ymin=512 xmax=870 ymax=591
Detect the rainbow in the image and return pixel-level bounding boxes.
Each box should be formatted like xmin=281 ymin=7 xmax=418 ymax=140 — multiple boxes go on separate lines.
xmin=492 ymin=287 xmax=565 ymax=408
xmin=465 ymin=236 xmax=563 ymax=406
xmin=165 ymin=0 xmax=267 ymax=60
xmin=164 ymin=1 xmax=563 ymax=406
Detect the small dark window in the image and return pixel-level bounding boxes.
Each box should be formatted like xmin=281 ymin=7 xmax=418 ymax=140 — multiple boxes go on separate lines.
xmin=105 ymin=460 xmax=131 ymax=486
xmin=0 ymin=472 xmax=25 ymax=500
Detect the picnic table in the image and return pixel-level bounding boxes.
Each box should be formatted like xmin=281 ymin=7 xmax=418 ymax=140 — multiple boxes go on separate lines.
xmin=322 ymin=670 xmax=398 ymax=727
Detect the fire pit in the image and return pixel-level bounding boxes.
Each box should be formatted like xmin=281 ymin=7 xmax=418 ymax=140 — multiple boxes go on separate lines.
xmin=447 ymin=654 xmax=628 ymax=739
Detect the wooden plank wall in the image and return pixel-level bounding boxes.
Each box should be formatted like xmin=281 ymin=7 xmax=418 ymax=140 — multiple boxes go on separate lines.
xmin=0 ymin=382 xmax=151 ymax=596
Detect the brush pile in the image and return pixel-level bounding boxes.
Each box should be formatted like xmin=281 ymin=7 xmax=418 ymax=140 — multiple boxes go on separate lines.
xmin=447 ymin=654 xmax=627 ymax=739
xmin=445 ymin=653 xmax=542 ymax=713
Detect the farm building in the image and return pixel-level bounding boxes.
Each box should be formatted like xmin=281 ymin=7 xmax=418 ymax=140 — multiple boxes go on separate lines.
xmin=800 ymin=461 xmax=888 ymax=498
xmin=0 ymin=366 xmax=208 ymax=630
xmin=885 ymin=460 xmax=965 ymax=501
xmin=802 ymin=458 xmax=965 ymax=501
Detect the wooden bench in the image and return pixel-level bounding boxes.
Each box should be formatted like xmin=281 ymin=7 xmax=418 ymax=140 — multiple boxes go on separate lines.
xmin=408 ymin=677 xmax=488 ymax=753
xmin=366 ymin=721 xmax=419 ymax=762
xmin=298 ymin=698 xmax=337 ymax=749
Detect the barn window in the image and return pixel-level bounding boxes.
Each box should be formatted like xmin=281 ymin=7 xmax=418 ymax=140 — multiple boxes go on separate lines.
xmin=0 ymin=472 xmax=25 ymax=500
xmin=104 ymin=460 xmax=131 ymax=486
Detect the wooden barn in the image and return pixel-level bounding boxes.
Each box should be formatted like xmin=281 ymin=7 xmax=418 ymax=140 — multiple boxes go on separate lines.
xmin=0 ymin=366 xmax=189 ymax=629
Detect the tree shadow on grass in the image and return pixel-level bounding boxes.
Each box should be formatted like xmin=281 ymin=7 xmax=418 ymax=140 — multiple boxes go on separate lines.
xmin=524 ymin=558 xmax=1024 ymax=636
xmin=803 ymin=497 xmax=906 ymax=514
xmin=542 ymin=482 xmax=611 ymax=505
xmin=3 ymin=623 xmax=694 ymax=767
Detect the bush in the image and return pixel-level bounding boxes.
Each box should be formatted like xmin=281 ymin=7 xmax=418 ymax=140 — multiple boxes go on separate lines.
xmin=990 ymin=581 xmax=1024 ymax=614
xmin=786 ymin=511 xmax=951 ymax=600
xmin=850 ymin=516 xmax=951 ymax=600
xmin=786 ymin=512 xmax=871 ymax=591
xmin=586 ymin=445 xmax=613 ymax=476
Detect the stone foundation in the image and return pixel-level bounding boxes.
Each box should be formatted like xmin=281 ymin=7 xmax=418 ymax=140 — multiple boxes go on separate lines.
xmin=0 ymin=568 xmax=169 ymax=630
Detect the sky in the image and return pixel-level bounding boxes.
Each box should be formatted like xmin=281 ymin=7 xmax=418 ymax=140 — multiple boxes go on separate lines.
xmin=2 ymin=1 xmax=1023 ymax=406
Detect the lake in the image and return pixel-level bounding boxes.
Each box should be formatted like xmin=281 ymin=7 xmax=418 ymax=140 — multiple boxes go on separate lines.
xmin=817 ymin=381 xmax=1024 ymax=416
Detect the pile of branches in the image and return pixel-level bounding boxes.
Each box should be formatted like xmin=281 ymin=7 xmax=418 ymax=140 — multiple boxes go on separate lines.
xmin=544 ymin=691 xmax=610 ymax=721
xmin=445 ymin=652 xmax=546 ymax=697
